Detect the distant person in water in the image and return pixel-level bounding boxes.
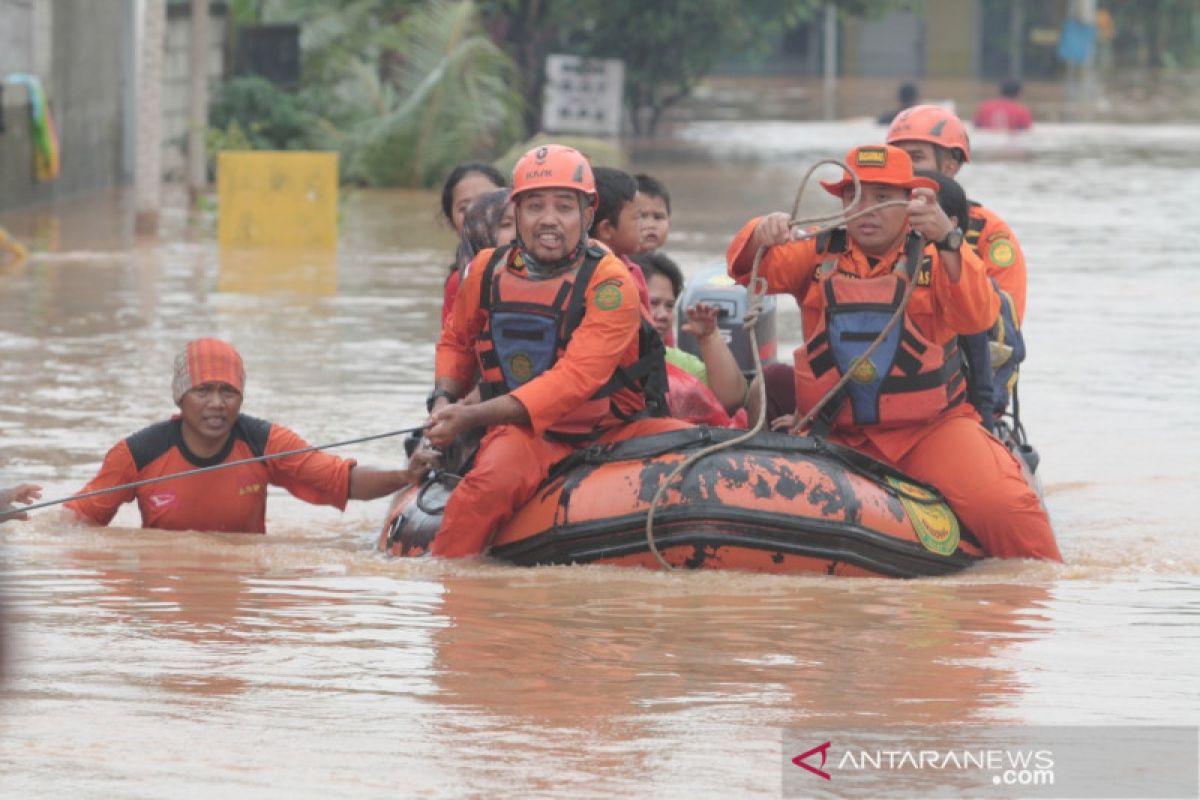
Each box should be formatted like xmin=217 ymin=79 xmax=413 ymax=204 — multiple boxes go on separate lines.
xmin=973 ymin=79 xmax=1033 ymax=131
xmin=878 ymin=82 xmax=919 ymax=125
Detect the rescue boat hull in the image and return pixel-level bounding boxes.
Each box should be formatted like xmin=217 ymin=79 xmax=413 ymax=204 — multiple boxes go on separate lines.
xmin=379 ymin=429 xmax=985 ymax=578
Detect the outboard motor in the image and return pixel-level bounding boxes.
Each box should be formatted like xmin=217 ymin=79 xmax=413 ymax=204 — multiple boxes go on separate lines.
xmin=674 ymin=266 xmax=778 ymax=378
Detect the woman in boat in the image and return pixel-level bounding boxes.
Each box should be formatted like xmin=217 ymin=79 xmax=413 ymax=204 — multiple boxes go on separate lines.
xmin=439 ymin=162 xmax=507 ymax=328
xmin=633 ymin=251 xmax=752 ymax=427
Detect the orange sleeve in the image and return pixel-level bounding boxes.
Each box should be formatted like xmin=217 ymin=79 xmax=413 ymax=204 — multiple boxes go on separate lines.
xmin=726 ymin=216 xmax=819 ymax=300
xmin=264 ymin=425 xmax=356 ymax=510
xmin=64 ymin=440 xmax=139 ymax=525
xmin=509 ymin=256 xmax=641 ymax=436
xmin=434 ymin=248 xmax=494 ymax=388
xmin=973 ymin=208 xmax=1027 ymax=322
xmin=441 ymin=269 xmax=460 ymax=330
xmin=930 ymin=243 xmax=1000 ymax=337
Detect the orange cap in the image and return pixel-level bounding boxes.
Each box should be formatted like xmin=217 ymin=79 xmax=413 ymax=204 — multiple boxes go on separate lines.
xmin=172 ymin=338 xmax=245 ymax=402
xmin=820 ymin=145 xmax=939 ymax=197
xmin=886 ymin=104 xmax=971 ymax=162
xmin=510 ymin=144 xmax=597 ymax=209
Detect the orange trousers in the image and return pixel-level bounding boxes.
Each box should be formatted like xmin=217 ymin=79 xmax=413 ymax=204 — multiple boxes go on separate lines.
xmin=835 ymin=413 xmax=1062 ymax=562
xmin=432 ymin=417 xmax=693 ymax=558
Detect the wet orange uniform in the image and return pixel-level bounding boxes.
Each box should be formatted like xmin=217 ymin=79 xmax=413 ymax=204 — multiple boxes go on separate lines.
xmin=727 ymin=220 xmax=1060 ymax=561
xmin=967 ymin=202 xmax=1027 ymax=322
xmin=66 ymin=416 xmax=355 ymax=533
xmin=433 ymin=246 xmax=689 ymax=557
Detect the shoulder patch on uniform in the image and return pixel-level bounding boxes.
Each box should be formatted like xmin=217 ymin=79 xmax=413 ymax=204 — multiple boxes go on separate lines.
xmin=235 ymin=414 xmax=273 ymax=457
xmin=988 ymin=238 xmax=1016 ymax=267
xmin=593 ymin=281 xmax=623 ymax=310
xmin=986 ymin=230 xmax=1010 ymax=243
xmin=125 ymin=420 xmax=180 ymax=472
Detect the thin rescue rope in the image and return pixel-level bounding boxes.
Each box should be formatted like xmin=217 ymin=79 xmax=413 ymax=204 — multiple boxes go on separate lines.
xmin=15 ymin=426 xmax=425 ymax=515
xmin=642 ymin=159 xmax=915 ymax=570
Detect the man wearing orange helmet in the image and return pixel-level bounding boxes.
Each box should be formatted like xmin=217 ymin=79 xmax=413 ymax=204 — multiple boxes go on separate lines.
xmin=424 ymin=144 xmax=689 ymax=558
xmin=726 ymin=144 xmax=1060 ymax=562
xmin=887 ymin=104 xmax=1028 ymax=421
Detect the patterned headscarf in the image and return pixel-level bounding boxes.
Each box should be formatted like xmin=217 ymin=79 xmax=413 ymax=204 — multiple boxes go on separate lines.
xmin=454 ymin=188 xmax=512 ymax=274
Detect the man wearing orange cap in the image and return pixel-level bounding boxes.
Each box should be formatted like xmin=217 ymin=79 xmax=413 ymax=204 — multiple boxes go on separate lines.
xmin=726 ymin=144 xmax=1060 ymax=562
xmin=65 ymin=338 xmax=432 ymax=533
xmin=887 ymin=106 xmax=1028 ymax=420
xmin=424 ymin=144 xmax=689 ymax=558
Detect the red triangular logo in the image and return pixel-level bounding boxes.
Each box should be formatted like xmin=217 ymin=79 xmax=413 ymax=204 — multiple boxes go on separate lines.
xmin=792 ymin=741 xmax=832 ymax=780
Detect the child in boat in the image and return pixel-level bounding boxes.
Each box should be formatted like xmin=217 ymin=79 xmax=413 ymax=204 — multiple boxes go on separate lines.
xmin=588 ymin=167 xmax=653 ymax=312
xmin=634 ymin=173 xmax=671 ymax=253
xmin=726 ymin=144 xmax=1061 ymax=562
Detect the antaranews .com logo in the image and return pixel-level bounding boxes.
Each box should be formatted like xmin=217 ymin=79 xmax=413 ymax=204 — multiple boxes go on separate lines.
xmin=782 ymin=726 xmax=1197 ymax=798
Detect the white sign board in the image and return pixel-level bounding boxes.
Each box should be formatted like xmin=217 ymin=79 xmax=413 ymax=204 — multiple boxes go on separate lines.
xmin=542 ymin=54 xmax=624 ymax=137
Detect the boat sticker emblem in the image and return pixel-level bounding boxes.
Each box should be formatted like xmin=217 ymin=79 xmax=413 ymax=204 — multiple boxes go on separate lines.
xmin=849 ymin=357 xmax=877 ymax=384
xmin=508 ymin=352 xmax=535 ymax=383
xmin=988 ymin=239 xmax=1016 ymax=267
xmin=887 ymin=477 xmax=960 ymax=556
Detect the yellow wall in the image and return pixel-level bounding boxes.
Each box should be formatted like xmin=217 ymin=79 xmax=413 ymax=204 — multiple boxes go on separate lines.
xmin=217 ymin=152 xmax=338 ymax=249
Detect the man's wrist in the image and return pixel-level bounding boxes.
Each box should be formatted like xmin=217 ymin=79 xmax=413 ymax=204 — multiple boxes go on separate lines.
xmin=426 ymin=387 xmax=457 ymax=413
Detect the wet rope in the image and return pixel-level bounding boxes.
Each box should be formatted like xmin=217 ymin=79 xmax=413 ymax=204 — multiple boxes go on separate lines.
xmin=642 ymin=159 xmax=918 ymax=570
xmin=14 ymin=425 xmax=425 ymax=515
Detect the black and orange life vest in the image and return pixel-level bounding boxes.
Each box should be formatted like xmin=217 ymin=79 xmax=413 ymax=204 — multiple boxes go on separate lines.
xmin=475 ymin=245 xmax=668 ymax=439
xmin=794 ymin=233 xmax=967 ymax=431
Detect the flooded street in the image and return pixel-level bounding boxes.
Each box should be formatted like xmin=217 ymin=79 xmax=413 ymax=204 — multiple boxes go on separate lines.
xmin=2 ymin=121 xmax=1199 ymax=797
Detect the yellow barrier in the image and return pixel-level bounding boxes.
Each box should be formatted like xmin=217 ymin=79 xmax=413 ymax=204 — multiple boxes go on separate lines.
xmin=217 ymin=152 xmax=338 ymax=294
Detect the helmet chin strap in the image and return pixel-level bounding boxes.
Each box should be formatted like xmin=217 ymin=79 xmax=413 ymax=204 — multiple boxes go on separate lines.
xmin=514 ymin=202 xmax=595 ymax=278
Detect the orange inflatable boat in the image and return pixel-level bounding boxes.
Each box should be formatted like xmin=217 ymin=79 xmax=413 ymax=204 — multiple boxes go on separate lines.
xmin=379 ymin=428 xmax=984 ymax=577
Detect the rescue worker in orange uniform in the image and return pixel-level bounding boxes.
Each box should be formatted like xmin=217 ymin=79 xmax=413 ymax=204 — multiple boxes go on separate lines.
xmin=425 ymin=145 xmax=691 ymax=558
xmin=65 ymin=338 xmax=433 ymax=533
xmin=726 ymin=145 xmax=1061 ymax=562
xmin=887 ymin=106 xmax=1027 ymax=419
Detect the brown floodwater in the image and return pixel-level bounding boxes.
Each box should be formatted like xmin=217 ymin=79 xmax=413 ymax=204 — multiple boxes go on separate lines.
xmin=1 ymin=121 xmax=1198 ymax=798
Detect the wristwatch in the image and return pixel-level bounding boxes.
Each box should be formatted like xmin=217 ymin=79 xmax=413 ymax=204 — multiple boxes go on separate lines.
xmin=935 ymin=227 xmax=964 ymax=252
xmin=425 ymin=388 xmax=457 ymax=412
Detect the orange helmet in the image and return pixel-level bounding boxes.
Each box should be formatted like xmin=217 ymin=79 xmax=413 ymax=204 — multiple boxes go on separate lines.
xmin=886 ymin=104 xmax=971 ymax=163
xmin=510 ymin=144 xmax=598 ymax=208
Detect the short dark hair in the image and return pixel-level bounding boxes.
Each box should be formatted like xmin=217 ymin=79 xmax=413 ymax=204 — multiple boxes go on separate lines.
xmin=634 ymin=173 xmax=671 ymax=215
xmin=590 ymin=167 xmax=638 ymax=236
xmin=1001 ymin=78 xmax=1022 ymax=98
xmin=915 ymin=169 xmax=970 ymax=230
xmin=630 ymin=251 xmax=683 ymax=299
xmin=440 ymin=161 xmax=505 ymax=223
xmin=899 ymin=82 xmax=919 ymax=104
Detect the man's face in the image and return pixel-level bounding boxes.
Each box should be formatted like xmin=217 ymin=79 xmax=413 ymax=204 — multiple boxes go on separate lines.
xmin=646 ymin=273 xmax=676 ymax=339
xmin=516 ymin=189 xmax=585 ymax=263
xmin=636 ymin=192 xmax=670 ymax=253
xmin=842 ymin=183 xmax=910 ymax=255
xmin=895 ymin=140 xmax=958 ymax=178
xmin=177 ymin=382 xmax=242 ymax=448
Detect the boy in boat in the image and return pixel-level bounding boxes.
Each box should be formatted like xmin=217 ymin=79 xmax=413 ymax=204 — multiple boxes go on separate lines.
xmin=887 ymin=105 xmax=1028 ymax=421
xmin=726 ymin=144 xmax=1061 ymax=562
xmin=424 ymin=145 xmax=690 ymax=558
xmin=634 ymin=173 xmax=671 ymax=253
xmin=63 ymin=338 xmax=434 ymax=533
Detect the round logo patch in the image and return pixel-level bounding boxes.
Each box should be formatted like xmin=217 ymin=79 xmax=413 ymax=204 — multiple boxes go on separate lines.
xmin=988 ymin=239 xmax=1016 ymax=267
xmin=849 ymin=357 xmax=878 ymax=384
xmin=508 ymin=353 xmax=535 ymax=383
xmin=887 ymin=477 xmax=961 ymax=556
xmin=594 ymin=284 xmax=622 ymax=310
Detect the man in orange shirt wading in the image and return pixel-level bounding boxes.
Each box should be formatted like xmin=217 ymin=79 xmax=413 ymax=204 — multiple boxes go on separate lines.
xmin=66 ymin=338 xmax=432 ymax=533
xmin=424 ymin=144 xmax=691 ymax=558
xmin=726 ymin=145 xmax=1060 ymax=562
